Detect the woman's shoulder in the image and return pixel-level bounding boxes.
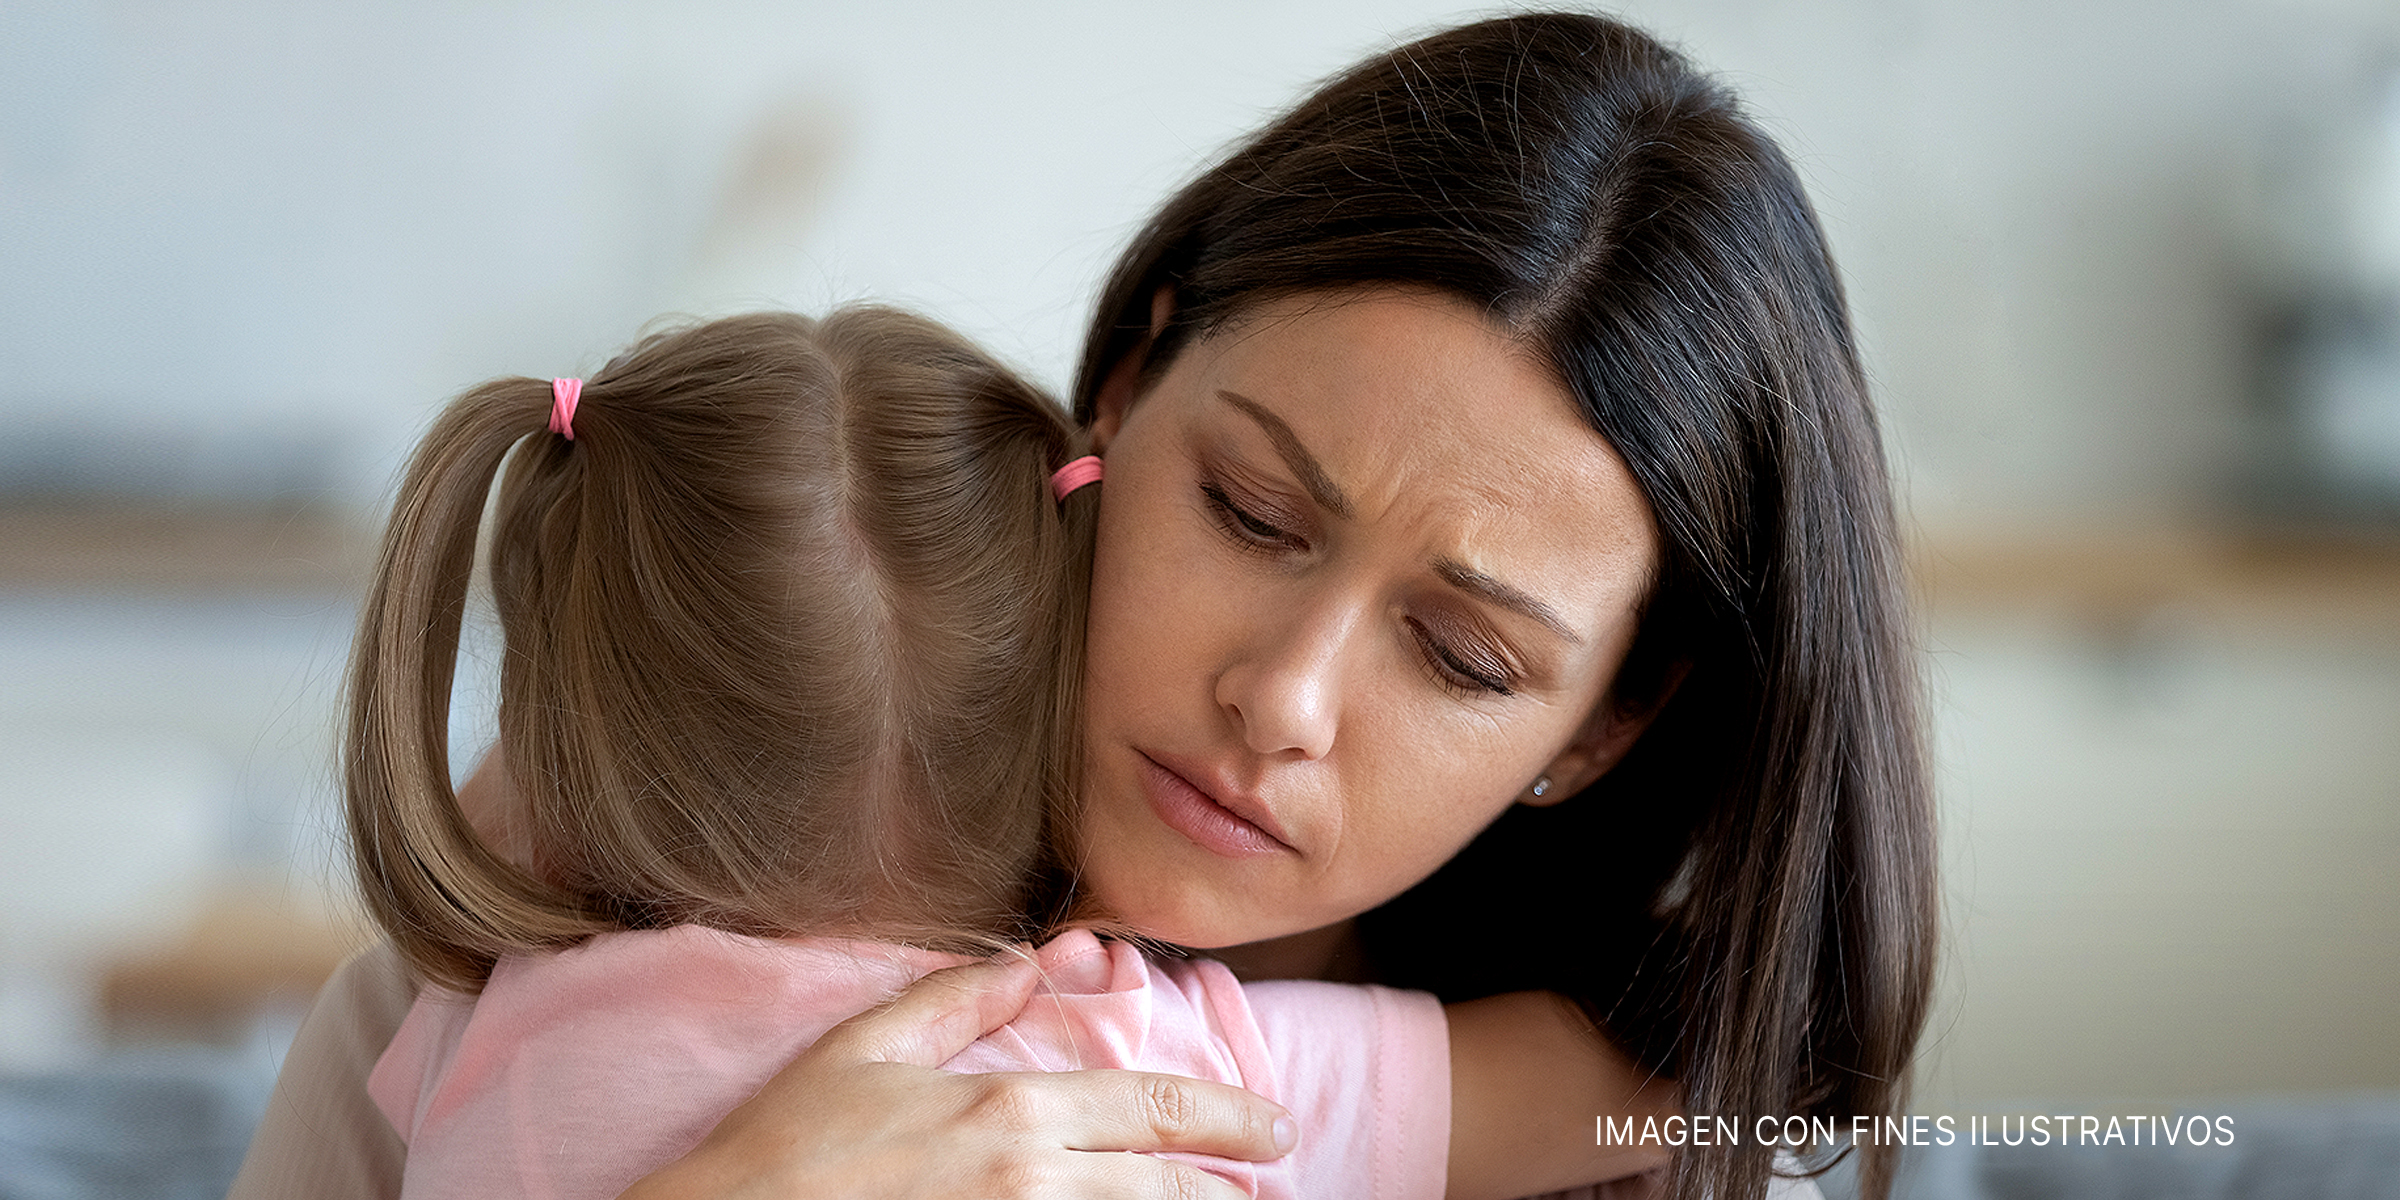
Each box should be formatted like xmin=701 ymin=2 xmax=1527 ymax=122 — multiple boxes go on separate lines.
xmin=226 ymin=941 xmax=417 ymax=1200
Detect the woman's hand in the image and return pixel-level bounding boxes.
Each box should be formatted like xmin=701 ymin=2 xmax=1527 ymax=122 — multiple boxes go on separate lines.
xmin=621 ymin=955 xmax=1299 ymax=1200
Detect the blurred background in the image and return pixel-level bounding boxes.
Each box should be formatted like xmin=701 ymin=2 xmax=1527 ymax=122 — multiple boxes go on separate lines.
xmin=3 ymin=0 xmax=2397 ymax=1194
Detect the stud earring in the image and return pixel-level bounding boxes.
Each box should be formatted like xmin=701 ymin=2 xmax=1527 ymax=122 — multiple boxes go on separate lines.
xmin=1530 ymin=775 xmax=1553 ymax=799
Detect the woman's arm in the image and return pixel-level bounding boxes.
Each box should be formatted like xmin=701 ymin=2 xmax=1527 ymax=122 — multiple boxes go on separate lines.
xmin=662 ymin=972 xmax=1671 ymax=1200
xmin=1446 ymin=992 xmax=1675 ymax=1200
xmin=231 ymin=947 xmax=1664 ymax=1200
xmin=1243 ymin=977 xmax=1671 ymax=1200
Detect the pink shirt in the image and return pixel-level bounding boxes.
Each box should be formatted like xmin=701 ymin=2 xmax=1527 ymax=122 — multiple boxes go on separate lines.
xmin=369 ymin=927 xmax=1448 ymax=1200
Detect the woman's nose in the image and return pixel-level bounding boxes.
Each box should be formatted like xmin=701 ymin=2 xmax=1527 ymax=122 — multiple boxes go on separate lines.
xmin=1214 ymin=601 xmax=1355 ymax=760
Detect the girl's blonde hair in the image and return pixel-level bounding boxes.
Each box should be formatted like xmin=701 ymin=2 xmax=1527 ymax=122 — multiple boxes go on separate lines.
xmin=346 ymin=308 xmax=1095 ymax=991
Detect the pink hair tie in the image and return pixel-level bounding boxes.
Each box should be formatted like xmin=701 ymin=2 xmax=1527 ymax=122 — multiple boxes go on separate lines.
xmin=1050 ymin=455 xmax=1103 ymax=501
xmin=549 ymin=378 xmax=583 ymax=441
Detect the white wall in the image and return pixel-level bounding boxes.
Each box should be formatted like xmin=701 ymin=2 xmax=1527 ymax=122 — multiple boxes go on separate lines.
xmin=8 ymin=0 xmax=2395 ymax=518
xmin=1920 ymin=611 xmax=2400 ymax=1106
xmin=3 ymin=0 xmax=1531 ymax=501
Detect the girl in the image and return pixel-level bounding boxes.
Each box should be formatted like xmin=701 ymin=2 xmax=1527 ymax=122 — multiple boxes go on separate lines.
xmin=343 ymin=306 xmax=1676 ymax=1200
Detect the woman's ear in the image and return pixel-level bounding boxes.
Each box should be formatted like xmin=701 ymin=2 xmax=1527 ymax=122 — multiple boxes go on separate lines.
xmin=1523 ymin=661 xmax=1690 ymax=807
xmin=1090 ymin=286 xmax=1175 ymax=453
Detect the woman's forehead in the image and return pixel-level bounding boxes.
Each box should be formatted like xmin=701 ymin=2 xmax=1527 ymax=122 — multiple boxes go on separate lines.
xmin=1191 ymin=292 xmax=1586 ymax=451
xmin=1162 ymin=290 xmax=1659 ymax=623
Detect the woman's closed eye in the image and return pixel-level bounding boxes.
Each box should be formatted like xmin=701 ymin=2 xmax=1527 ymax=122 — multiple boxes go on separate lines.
xmin=1201 ymin=481 xmax=1309 ymax=553
xmin=1407 ymin=617 xmax=1516 ymax=697
xmin=1203 ymin=477 xmax=1521 ymax=698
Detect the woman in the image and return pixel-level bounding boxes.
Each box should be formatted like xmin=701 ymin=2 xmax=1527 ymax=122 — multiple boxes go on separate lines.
xmin=235 ymin=12 xmax=1933 ymax=1200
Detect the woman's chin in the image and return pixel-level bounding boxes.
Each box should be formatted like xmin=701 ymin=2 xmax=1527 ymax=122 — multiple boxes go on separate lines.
xmin=1077 ymin=866 xmax=1289 ymax=952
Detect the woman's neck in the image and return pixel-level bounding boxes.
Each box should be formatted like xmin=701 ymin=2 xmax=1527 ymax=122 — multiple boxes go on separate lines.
xmin=1205 ymin=918 xmax=1371 ymax=983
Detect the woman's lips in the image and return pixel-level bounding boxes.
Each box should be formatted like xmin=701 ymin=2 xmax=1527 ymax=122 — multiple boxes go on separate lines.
xmin=1136 ymin=753 xmax=1292 ymax=859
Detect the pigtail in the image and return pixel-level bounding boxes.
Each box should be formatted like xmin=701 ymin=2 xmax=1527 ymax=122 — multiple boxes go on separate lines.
xmin=345 ymin=381 xmax=609 ymax=991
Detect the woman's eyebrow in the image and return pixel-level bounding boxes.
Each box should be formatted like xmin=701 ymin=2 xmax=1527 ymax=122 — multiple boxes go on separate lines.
xmin=1212 ymin=388 xmax=1577 ymax=644
xmin=1214 ymin=390 xmax=1353 ymax=518
xmin=1432 ymin=559 xmax=1583 ymax=646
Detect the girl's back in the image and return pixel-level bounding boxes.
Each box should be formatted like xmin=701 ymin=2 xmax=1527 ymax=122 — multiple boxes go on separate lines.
xmin=370 ymin=926 xmax=1448 ymax=1200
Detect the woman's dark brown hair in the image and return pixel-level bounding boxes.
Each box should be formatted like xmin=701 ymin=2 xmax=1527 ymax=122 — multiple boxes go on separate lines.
xmin=1071 ymin=14 xmax=1935 ymax=1199
xmin=347 ymin=307 xmax=1095 ymax=992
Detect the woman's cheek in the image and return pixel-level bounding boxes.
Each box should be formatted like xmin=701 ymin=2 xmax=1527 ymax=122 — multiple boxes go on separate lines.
xmin=1379 ymin=703 xmax=1546 ymax=846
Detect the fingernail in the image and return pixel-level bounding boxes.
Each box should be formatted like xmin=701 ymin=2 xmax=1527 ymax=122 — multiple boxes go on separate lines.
xmin=1273 ymin=1114 xmax=1299 ymax=1156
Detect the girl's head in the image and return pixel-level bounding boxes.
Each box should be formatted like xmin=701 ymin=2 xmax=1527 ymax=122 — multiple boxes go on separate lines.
xmin=1067 ymin=11 xmax=1933 ymax=1197
xmin=347 ymin=307 xmax=1094 ymax=991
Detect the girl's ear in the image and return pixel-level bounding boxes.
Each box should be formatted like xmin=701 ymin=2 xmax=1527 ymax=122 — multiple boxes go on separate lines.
xmin=1523 ymin=660 xmax=1690 ymax=807
xmin=1090 ymin=286 xmax=1176 ymax=453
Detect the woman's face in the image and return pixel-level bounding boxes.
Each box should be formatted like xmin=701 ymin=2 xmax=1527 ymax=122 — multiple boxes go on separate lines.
xmin=1076 ymin=288 xmax=1660 ymax=950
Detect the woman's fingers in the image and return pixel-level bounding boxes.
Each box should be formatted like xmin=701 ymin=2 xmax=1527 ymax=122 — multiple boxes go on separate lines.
xmin=810 ymin=960 xmax=1295 ymax=1163
xmin=1027 ymin=1150 xmax=1256 ymax=1200
xmin=954 ymin=1069 xmax=1297 ymax=1162
xmin=816 ymin=955 xmax=1045 ymax=1067
xmin=621 ymin=959 xmax=1296 ymax=1200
